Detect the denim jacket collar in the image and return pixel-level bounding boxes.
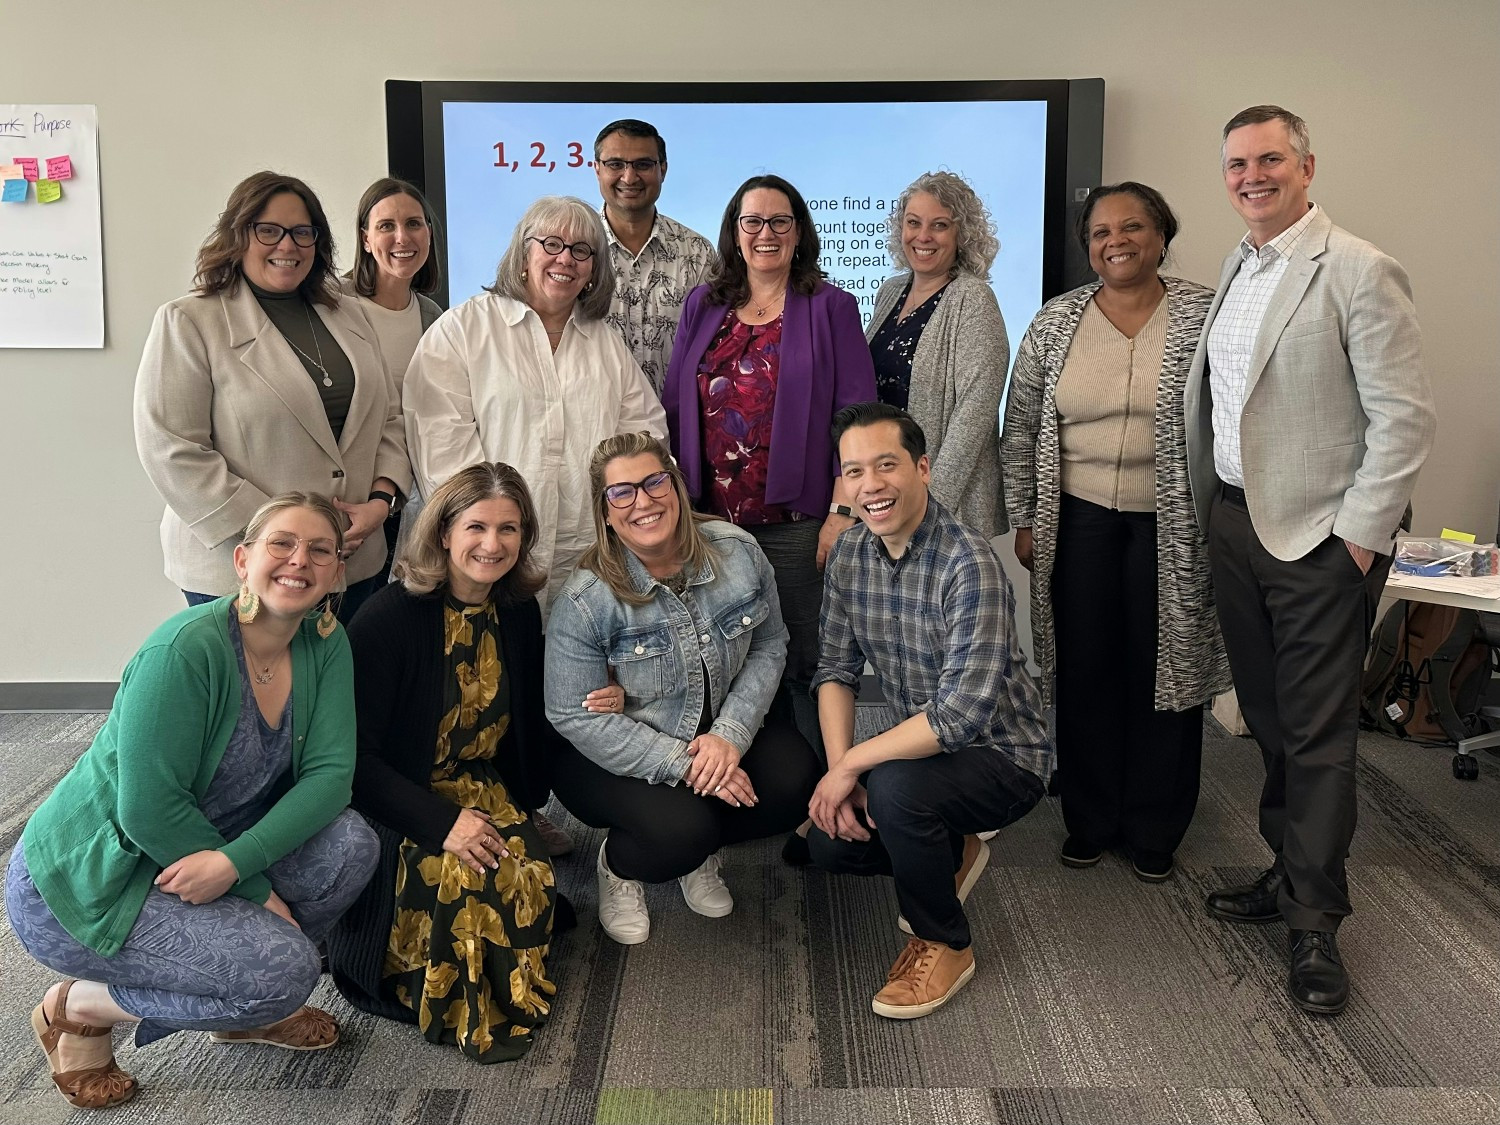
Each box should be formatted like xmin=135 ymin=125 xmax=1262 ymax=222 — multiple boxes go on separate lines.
xmin=622 ymin=539 xmax=716 ymax=597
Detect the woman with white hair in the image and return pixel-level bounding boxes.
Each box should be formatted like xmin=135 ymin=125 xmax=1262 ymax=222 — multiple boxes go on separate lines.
xmin=866 ymin=170 xmax=1010 ymax=538
xmin=403 ymin=195 xmax=667 ymax=615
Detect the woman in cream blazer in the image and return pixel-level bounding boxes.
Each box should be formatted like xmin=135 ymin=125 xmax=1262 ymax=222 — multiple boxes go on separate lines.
xmin=135 ymin=172 xmax=409 ymax=621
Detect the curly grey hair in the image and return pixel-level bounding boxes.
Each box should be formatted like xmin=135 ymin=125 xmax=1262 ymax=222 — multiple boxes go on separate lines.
xmin=885 ymin=171 xmax=1000 ymax=280
xmin=486 ymin=195 xmax=615 ymax=320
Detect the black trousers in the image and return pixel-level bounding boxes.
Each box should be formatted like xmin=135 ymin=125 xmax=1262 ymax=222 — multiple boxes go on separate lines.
xmin=746 ymin=520 xmax=827 ymax=763
xmin=1051 ymin=494 xmax=1203 ymax=854
xmin=807 ymin=747 xmax=1044 ymax=949
xmin=552 ymin=718 xmax=819 ymax=884
xmin=1208 ymin=490 xmax=1388 ymax=932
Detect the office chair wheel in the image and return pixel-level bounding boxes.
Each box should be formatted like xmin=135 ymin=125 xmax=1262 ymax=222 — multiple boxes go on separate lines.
xmin=1452 ymin=754 xmax=1479 ymax=780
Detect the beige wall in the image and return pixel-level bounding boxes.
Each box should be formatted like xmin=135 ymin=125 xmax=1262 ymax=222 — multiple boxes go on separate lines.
xmin=1 ymin=0 xmax=1495 ymax=683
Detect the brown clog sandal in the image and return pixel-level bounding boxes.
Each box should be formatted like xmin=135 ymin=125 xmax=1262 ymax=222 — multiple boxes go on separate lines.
xmin=30 ymin=980 xmax=138 ymax=1109
xmin=209 ymin=1004 xmax=339 ymax=1050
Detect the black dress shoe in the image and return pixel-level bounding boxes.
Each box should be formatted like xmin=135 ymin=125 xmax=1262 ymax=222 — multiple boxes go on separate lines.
xmin=1205 ymin=867 xmax=1283 ymax=923
xmin=1288 ymin=929 xmax=1348 ymax=1015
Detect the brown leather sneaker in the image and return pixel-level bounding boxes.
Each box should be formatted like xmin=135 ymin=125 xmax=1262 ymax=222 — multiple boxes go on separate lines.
xmin=871 ymin=938 xmax=976 ymax=1019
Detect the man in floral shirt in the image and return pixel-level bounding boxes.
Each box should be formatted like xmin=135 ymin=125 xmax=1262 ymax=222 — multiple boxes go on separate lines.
xmin=594 ymin=118 xmax=715 ymax=395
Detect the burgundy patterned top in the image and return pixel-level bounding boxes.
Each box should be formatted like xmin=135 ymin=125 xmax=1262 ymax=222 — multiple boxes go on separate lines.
xmin=696 ymin=308 xmax=801 ymax=525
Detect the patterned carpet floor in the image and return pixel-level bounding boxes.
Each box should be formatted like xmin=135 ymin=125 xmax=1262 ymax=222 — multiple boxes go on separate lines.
xmin=1 ymin=709 xmax=1497 ymax=1125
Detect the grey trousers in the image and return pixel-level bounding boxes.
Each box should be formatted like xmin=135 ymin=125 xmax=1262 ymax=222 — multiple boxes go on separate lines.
xmin=1208 ymin=490 xmax=1388 ymax=932
xmin=7 ymin=809 xmax=378 ymax=1045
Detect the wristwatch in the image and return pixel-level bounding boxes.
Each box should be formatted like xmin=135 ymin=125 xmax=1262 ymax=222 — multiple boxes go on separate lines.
xmin=828 ymin=503 xmax=854 ymax=518
xmin=368 ymin=489 xmax=396 ymax=509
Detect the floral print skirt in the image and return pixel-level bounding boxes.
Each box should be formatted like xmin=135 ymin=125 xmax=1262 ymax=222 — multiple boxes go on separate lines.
xmin=383 ymin=766 xmax=556 ymax=1063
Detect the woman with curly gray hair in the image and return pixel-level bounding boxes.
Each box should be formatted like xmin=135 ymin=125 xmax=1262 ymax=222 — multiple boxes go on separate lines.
xmin=865 ymin=171 xmax=1009 ymax=537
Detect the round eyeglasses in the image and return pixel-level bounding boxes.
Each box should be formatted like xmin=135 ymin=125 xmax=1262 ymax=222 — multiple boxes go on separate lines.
xmin=604 ymin=469 xmax=675 ymax=509
xmin=249 ymin=222 xmax=320 ymax=248
xmin=246 ymin=534 xmax=340 ymax=566
xmin=527 ymin=235 xmax=595 ymax=261
xmin=738 ymin=214 xmax=796 ymax=235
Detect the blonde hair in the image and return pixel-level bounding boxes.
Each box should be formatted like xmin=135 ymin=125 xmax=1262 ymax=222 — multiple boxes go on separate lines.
xmin=578 ymin=433 xmax=720 ymax=606
xmin=395 ymin=463 xmax=545 ymax=603
xmin=885 ymin=170 xmax=999 ymax=280
xmin=243 ymin=492 xmax=345 ymax=553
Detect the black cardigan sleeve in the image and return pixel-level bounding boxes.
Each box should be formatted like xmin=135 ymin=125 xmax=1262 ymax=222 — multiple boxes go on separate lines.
xmin=346 ymin=584 xmax=463 ymax=855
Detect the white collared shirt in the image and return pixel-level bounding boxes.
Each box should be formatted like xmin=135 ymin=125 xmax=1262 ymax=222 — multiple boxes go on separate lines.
xmin=1206 ymin=203 xmax=1321 ymax=485
xmin=601 ymin=207 xmax=716 ymax=394
xmin=402 ymin=292 xmax=668 ymax=615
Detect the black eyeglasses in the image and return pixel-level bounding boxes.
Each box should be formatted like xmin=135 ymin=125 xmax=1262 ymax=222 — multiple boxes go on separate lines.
xmin=599 ymin=157 xmax=662 ymax=174
xmin=604 ymin=469 xmax=675 ymax=509
xmin=249 ymin=222 xmax=320 ymax=248
xmin=527 ymin=235 xmax=596 ymax=261
xmin=738 ymin=214 xmax=796 ymax=235
xmin=246 ymin=534 xmax=340 ymax=566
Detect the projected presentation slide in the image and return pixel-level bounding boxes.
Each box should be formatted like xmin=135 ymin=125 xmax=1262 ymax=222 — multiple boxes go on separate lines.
xmin=442 ymin=99 xmax=1049 ymax=335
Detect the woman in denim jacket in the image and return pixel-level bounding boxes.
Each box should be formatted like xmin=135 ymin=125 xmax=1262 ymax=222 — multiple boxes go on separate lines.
xmin=545 ymin=432 xmax=820 ymax=945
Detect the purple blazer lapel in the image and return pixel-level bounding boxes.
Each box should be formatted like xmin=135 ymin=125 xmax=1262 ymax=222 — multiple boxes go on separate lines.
xmin=765 ymin=287 xmax=817 ymax=506
xmin=670 ymin=292 xmax=729 ymax=498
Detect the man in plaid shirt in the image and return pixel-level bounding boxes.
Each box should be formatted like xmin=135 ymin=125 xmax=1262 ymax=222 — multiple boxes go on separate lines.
xmin=808 ymin=402 xmax=1053 ymax=1020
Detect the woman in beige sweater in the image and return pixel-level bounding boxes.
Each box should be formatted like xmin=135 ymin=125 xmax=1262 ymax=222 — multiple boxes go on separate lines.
xmin=1001 ymin=183 xmax=1230 ymax=882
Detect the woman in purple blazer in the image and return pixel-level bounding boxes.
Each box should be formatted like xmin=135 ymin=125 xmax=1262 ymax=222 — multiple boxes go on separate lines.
xmin=663 ymin=174 xmax=876 ymax=768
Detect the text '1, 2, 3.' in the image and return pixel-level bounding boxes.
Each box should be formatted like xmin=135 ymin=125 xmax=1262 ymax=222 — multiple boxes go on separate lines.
xmin=492 ymin=141 xmax=591 ymax=173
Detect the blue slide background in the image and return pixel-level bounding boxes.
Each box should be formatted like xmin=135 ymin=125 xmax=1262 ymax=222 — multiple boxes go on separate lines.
xmin=443 ymin=99 xmax=1049 ymax=339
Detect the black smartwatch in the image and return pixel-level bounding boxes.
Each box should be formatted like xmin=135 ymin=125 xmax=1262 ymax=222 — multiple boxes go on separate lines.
xmin=368 ymin=489 xmax=396 ymax=509
xmin=828 ymin=503 xmax=854 ymax=518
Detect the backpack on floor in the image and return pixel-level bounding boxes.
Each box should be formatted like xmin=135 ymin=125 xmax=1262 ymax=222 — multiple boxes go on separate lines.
xmin=1360 ymin=601 xmax=1496 ymax=744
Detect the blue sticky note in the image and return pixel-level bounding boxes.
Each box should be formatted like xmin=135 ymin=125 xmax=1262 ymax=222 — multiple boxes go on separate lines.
xmin=2 ymin=178 xmax=30 ymax=202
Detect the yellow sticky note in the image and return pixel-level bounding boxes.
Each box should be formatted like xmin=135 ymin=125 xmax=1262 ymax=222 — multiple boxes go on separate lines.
xmin=35 ymin=178 xmax=61 ymax=204
xmin=1440 ymin=528 xmax=1477 ymax=543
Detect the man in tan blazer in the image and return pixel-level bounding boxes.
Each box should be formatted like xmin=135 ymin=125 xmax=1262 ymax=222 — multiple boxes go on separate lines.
xmin=1184 ymin=105 xmax=1436 ymax=1015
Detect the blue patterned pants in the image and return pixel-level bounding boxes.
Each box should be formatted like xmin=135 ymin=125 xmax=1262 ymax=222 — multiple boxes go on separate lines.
xmin=6 ymin=809 xmax=378 ymax=1045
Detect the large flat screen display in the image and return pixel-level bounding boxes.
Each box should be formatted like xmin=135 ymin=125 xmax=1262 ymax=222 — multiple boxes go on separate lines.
xmin=387 ymin=80 xmax=1103 ymax=340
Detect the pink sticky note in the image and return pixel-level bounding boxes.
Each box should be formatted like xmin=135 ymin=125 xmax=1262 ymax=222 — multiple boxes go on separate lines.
xmin=45 ymin=155 xmax=73 ymax=180
xmin=36 ymin=178 xmax=61 ymax=204
xmin=15 ymin=156 xmax=39 ymax=181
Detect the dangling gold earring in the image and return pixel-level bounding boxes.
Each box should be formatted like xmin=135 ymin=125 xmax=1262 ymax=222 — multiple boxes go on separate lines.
xmin=316 ymin=596 xmax=338 ymax=638
xmin=520 ymin=268 xmax=528 ymax=281
xmin=236 ymin=584 xmax=260 ymax=624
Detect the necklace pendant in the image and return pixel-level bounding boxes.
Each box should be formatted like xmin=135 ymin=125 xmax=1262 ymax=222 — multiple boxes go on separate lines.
xmin=253 ymin=668 xmax=274 ymax=685
xmin=322 ymin=374 xmax=333 ymax=387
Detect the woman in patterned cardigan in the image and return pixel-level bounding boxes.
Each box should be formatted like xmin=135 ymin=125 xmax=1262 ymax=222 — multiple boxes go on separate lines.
xmin=1001 ymin=183 xmax=1230 ymax=882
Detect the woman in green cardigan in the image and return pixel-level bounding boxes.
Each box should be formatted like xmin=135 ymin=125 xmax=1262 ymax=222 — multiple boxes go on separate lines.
xmin=5 ymin=493 xmax=378 ymax=1110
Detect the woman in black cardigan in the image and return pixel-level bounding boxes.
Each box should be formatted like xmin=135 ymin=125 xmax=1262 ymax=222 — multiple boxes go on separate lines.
xmin=327 ymin=463 xmax=612 ymax=1063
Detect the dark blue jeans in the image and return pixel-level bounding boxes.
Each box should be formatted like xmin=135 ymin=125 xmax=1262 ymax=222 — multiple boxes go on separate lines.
xmin=808 ymin=746 xmax=1044 ymax=948
xmin=183 ymin=573 xmax=384 ymax=627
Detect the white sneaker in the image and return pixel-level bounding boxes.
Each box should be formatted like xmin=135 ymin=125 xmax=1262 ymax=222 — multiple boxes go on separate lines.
xmin=596 ymin=840 xmax=649 ymax=944
xmin=678 ymin=853 xmax=734 ymax=918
